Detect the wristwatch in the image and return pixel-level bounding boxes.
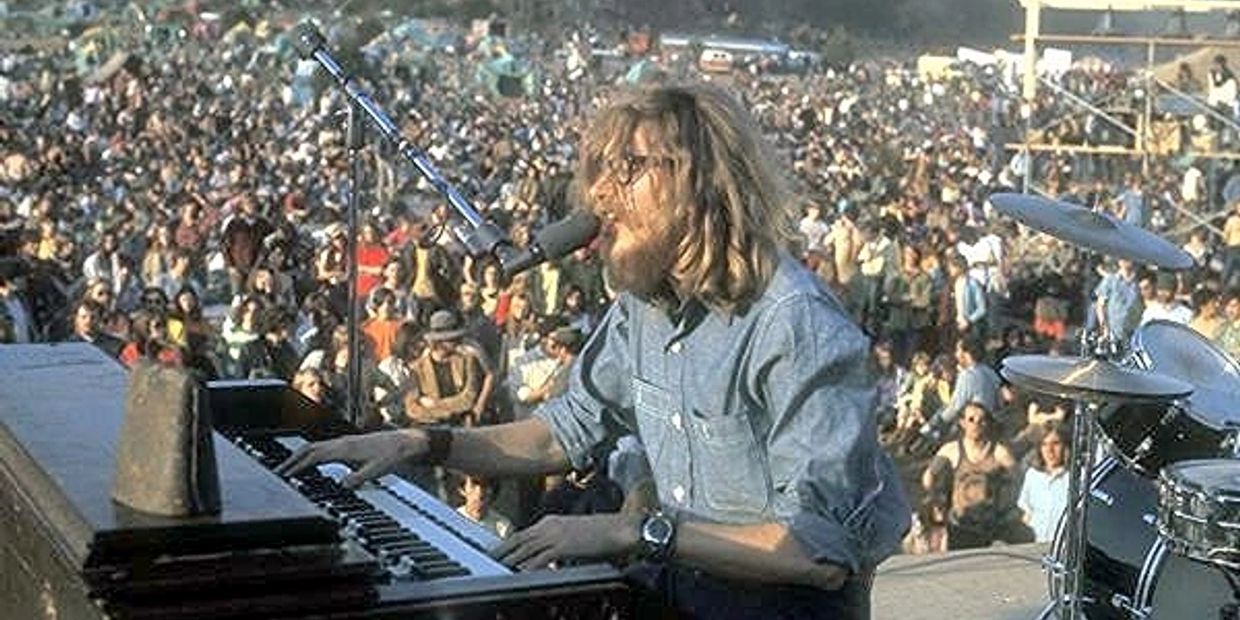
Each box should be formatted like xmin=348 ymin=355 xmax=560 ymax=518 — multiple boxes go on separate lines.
xmin=639 ymin=511 xmax=677 ymax=563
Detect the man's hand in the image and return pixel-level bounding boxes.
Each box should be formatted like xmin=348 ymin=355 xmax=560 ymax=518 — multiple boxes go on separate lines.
xmin=274 ymin=429 xmax=427 ymax=489
xmin=492 ymin=513 xmax=641 ymax=571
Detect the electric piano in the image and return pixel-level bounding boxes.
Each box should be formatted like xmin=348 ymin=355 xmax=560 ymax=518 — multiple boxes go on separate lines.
xmin=0 ymin=344 xmax=627 ymax=618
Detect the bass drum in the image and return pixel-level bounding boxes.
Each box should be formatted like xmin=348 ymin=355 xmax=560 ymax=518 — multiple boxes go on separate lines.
xmin=1050 ymin=457 xmax=1236 ymax=619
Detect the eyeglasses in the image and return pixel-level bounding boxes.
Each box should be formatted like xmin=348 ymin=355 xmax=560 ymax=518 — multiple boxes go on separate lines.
xmin=604 ymin=153 xmax=676 ymax=186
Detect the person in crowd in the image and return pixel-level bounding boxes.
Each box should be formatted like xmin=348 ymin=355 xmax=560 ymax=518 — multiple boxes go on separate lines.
xmin=457 ymin=475 xmax=514 ymax=539
xmin=119 ymin=310 xmax=183 ymax=368
xmin=356 ymin=221 xmax=390 ymax=298
xmin=824 ymin=203 xmax=863 ymax=303
xmin=158 ymin=249 xmax=204 ymax=301
xmin=1094 ymin=258 xmax=1143 ymax=344
xmin=403 ymin=309 xmax=483 ymax=427
xmin=872 ymin=340 xmax=906 ymax=431
xmin=1224 ymin=200 xmax=1240 ymax=288
xmin=237 ymin=308 xmax=300 ymax=380
xmin=922 ymin=401 xmax=1029 ymax=550
xmin=884 ymin=245 xmax=933 ymax=364
xmin=408 ymin=226 xmax=458 ymax=322
xmin=280 ymin=84 xmax=909 ymax=618
xmin=1189 ymin=287 xmax=1226 ymax=340
xmin=362 ymin=287 xmax=405 ymax=363
xmin=516 ymin=326 xmax=582 ymax=408
xmin=373 ymin=322 xmax=420 ymax=427
xmin=1217 ymin=288 xmax=1240 ymax=358
xmin=221 ymin=195 xmax=274 ymax=297
xmin=1018 ymin=423 xmax=1069 ymax=543
xmin=369 ymin=258 xmax=412 ymax=320
xmin=1141 ymin=272 xmax=1193 ymax=325
xmin=141 ymin=223 xmax=178 ymax=289
xmin=221 ymin=295 xmax=264 ymax=376
xmin=0 ymin=275 xmax=33 ymax=344
xmin=67 ymin=298 xmax=124 ymax=359
xmin=889 ymin=351 xmax=936 ymax=448
xmin=947 ymin=256 xmax=987 ymax=346
xmin=82 ymin=231 xmax=123 ymax=288
xmin=919 ymin=337 xmax=1000 ymax=444
xmin=292 ymin=367 xmax=329 ymax=405
xmin=1113 ymin=174 xmax=1146 ymax=228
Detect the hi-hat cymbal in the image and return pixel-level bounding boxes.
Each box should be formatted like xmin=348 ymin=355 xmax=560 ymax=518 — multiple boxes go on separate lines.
xmin=989 ymin=192 xmax=1194 ymax=270
xmin=1001 ymin=355 xmax=1194 ymax=404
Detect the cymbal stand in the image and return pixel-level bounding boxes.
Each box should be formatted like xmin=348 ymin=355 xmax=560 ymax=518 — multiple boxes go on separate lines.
xmin=1037 ymin=328 xmax=1117 ymax=620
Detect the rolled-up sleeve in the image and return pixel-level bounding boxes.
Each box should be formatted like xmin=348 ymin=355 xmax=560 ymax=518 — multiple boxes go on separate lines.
xmin=534 ymin=299 xmax=636 ymax=471
xmin=752 ymin=294 xmax=910 ymax=573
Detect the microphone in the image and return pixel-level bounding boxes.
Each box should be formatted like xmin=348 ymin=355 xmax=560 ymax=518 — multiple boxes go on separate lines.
xmin=502 ymin=211 xmax=600 ymax=276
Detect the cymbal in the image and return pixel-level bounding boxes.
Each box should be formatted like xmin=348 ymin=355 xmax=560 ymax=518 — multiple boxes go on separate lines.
xmin=1001 ymin=355 xmax=1194 ymax=404
xmin=1133 ymin=320 xmax=1240 ymax=427
xmin=989 ymin=193 xmax=1194 ymax=270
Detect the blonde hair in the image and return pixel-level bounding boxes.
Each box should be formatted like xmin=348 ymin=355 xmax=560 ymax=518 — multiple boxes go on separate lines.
xmin=579 ymin=83 xmax=797 ymax=311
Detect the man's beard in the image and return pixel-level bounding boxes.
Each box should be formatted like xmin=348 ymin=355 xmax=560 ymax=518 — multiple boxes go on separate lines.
xmin=602 ymin=224 xmax=681 ymax=299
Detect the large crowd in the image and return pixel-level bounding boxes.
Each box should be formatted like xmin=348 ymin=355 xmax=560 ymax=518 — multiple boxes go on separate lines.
xmin=5 ymin=6 xmax=1240 ymax=554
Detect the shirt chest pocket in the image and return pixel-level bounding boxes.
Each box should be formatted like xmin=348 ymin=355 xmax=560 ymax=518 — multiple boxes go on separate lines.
xmin=631 ymin=377 xmax=681 ymax=502
xmin=689 ymin=409 xmax=769 ymax=516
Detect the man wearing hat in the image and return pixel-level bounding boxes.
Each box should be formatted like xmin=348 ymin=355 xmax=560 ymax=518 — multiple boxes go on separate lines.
xmin=403 ymin=310 xmax=482 ymax=427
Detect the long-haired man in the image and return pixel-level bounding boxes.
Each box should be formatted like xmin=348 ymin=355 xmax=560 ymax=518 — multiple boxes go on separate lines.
xmin=280 ymin=84 xmax=909 ymax=619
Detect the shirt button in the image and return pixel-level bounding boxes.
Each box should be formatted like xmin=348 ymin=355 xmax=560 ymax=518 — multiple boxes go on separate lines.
xmin=671 ymin=413 xmax=683 ymax=430
xmin=669 ymin=341 xmax=682 ymax=354
xmin=672 ymin=485 xmax=686 ymax=503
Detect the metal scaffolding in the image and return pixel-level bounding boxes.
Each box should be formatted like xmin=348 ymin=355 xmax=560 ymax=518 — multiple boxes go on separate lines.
xmin=1012 ymin=0 xmax=1240 ymax=233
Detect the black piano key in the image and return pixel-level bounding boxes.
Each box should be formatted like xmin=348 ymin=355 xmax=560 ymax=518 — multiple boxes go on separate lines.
xmin=361 ymin=532 xmax=419 ymax=547
xmin=417 ymin=560 xmax=471 ymax=579
xmin=401 ymin=548 xmax=452 ymax=564
xmin=357 ymin=524 xmax=406 ymax=538
xmin=376 ymin=545 xmax=440 ymax=563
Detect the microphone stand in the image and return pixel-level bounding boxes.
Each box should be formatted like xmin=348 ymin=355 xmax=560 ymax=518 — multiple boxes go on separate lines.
xmin=292 ymin=24 xmax=516 ymax=267
xmin=293 ymin=23 xmax=520 ymax=428
xmin=345 ymin=102 xmax=364 ymax=428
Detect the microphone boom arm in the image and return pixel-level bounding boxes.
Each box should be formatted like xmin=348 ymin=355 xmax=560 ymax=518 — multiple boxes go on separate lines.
xmin=294 ymin=24 xmax=515 ymax=266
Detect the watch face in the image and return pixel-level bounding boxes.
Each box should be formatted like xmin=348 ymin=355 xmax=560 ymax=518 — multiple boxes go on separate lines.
xmin=645 ymin=516 xmax=673 ymax=543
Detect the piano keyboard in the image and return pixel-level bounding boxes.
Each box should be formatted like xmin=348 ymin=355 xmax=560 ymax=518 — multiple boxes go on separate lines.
xmin=233 ymin=434 xmax=511 ymax=582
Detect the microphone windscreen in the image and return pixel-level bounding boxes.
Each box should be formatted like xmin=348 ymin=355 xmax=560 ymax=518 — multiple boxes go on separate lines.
xmin=536 ymin=211 xmax=600 ymax=259
xmin=292 ymin=22 xmax=327 ymax=59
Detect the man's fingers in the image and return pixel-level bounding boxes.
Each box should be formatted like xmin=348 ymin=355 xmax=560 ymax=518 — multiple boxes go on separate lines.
xmin=491 ymin=529 xmax=523 ymax=560
xmin=274 ymin=443 xmax=319 ymax=477
xmin=340 ymin=457 xmax=392 ymax=489
xmin=495 ymin=532 xmax=554 ymax=568
xmin=517 ymin=548 xmax=559 ymax=572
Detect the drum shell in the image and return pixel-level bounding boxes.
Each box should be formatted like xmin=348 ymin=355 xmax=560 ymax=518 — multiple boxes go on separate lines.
xmin=1051 ymin=458 xmax=1237 ymax=619
xmin=1096 ymin=402 xmax=1234 ymax=476
xmin=1158 ymin=460 xmax=1240 ymax=563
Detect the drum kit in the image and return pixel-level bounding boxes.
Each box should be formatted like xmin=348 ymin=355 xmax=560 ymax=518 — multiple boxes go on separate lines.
xmin=989 ymin=193 xmax=1240 ymax=620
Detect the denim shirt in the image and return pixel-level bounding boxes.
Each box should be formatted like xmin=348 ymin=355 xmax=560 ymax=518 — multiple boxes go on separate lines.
xmin=536 ymin=254 xmax=911 ymax=573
